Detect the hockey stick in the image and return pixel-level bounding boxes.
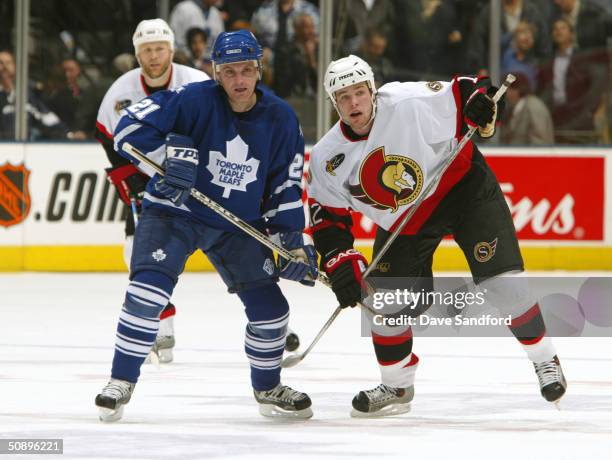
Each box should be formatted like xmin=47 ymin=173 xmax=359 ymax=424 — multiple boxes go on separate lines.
xmin=122 ymin=142 xmax=380 ymax=314
xmin=281 ymin=75 xmax=516 ymax=368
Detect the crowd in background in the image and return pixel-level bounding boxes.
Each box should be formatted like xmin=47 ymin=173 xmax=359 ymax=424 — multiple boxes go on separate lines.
xmin=0 ymin=0 xmax=610 ymax=144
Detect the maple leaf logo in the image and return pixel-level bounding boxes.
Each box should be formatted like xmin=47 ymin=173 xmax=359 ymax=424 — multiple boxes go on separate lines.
xmin=206 ymin=135 xmax=260 ymax=198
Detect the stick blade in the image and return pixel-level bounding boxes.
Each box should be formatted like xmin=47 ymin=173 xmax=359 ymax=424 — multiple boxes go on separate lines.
xmin=280 ymin=354 xmax=303 ymax=368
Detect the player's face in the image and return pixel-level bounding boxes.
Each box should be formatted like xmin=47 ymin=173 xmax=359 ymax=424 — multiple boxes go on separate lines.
xmin=0 ymin=51 xmax=16 ymax=80
xmin=335 ymin=83 xmax=374 ymax=134
xmin=137 ymin=41 xmax=173 ymax=80
xmin=217 ymin=61 xmax=259 ymax=112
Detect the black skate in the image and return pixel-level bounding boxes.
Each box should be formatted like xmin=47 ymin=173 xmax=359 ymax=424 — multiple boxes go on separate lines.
xmin=254 ymin=384 xmax=313 ymax=419
xmin=285 ymin=331 xmax=300 ymax=352
xmin=351 ymin=383 xmax=414 ymax=418
xmin=95 ymin=378 xmax=136 ymax=422
xmin=534 ymin=355 xmax=567 ymax=404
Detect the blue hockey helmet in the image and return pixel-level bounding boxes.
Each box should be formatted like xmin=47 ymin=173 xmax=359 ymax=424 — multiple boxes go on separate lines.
xmin=211 ymin=30 xmax=263 ymax=80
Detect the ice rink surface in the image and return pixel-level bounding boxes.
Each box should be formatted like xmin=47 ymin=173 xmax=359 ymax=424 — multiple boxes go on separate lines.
xmin=2 ymin=272 xmax=612 ymax=460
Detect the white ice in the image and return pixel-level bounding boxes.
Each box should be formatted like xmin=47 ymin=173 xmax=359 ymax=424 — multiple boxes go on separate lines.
xmin=1 ymin=272 xmax=612 ymax=460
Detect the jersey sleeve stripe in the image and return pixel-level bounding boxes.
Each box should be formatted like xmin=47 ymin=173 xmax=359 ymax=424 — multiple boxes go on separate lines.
xmin=271 ymin=179 xmax=303 ymax=196
xmin=114 ymin=123 xmax=143 ymax=152
xmin=95 ymin=120 xmax=113 ymax=140
xmin=450 ymin=77 xmax=463 ymax=139
xmin=262 ymin=200 xmax=303 ymax=218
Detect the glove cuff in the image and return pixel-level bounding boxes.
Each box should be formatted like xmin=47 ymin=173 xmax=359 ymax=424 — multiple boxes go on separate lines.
xmin=323 ymin=248 xmax=367 ymax=275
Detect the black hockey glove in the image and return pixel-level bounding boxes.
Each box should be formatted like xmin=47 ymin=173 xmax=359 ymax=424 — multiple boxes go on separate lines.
xmin=464 ymin=88 xmax=495 ymax=128
xmin=323 ymin=249 xmax=368 ymax=308
xmin=106 ymin=163 xmax=149 ymax=206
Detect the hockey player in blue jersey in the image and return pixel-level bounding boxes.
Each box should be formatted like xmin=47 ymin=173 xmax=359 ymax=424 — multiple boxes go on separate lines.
xmin=95 ymin=30 xmax=317 ymax=421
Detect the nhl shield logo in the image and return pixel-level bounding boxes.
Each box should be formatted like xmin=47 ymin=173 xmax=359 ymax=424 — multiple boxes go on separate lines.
xmin=0 ymin=162 xmax=31 ymax=227
xmin=349 ymin=147 xmax=423 ymax=213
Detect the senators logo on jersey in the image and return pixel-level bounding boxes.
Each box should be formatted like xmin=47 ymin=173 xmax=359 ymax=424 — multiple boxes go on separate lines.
xmin=0 ymin=162 xmax=31 ymax=227
xmin=349 ymin=147 xmax=423 ymax=212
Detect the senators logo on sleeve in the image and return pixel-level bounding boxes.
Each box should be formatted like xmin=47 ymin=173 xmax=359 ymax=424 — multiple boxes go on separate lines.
xmin=0 ymin=162 xmax=31 ymax=227
xmin=349 ymin=147 xmax=423 ymax=213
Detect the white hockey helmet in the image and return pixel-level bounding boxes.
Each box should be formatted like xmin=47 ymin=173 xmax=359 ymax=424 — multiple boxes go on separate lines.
xmin=132 ymin=19 xmax=174 ymax=53
xmin=324 ymin=55 xmax=377 ymax=114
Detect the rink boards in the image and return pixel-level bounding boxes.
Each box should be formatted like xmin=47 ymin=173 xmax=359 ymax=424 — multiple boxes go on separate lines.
xmin=1 ymin=143 xmax=611 ymax=271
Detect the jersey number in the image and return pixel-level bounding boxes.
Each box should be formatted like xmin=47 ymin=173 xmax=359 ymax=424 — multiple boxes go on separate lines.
xmin=309 ymin=201 xmax=323 ymax=226
xmin=289 ymin=153 xmax=304 ymax=180
xmin=127 ymin=99 xmax=160 ymax=120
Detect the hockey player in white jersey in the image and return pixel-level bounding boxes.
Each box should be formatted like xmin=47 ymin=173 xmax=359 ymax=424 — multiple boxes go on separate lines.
xmin=308 ymin=55 xmax=567 ymax=417
xmin=95 ymin=19 xmax=209 ymax=363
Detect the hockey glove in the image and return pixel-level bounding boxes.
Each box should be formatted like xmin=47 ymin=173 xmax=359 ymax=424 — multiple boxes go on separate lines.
xmin=154 ymin=133 xmax=199 ymax=206
xmin=323 ymin=249 xmax=368 ymax=308
xmin=105 ymin=163 xmax=149 ymax=206
xmin=272 ymin=231 xmax=318 ymax=286
xmin=464 ymin=88 xmax=497 ymax=137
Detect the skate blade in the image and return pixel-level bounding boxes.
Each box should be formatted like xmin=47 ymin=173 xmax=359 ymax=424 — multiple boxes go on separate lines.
xmin=144 ymin=351 xmax=161 ymax=368
xmin=350 ymin=403 xmax=411 ymax=418
xmin=258 ymin=404 xmax=313 ymax=420
xmin=98 ymin=405 xmax=124 ymax=423
xmin=157 ymin=348 xmax=173 ymax=363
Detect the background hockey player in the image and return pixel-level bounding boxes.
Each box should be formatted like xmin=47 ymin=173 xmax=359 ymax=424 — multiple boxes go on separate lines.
xmin=95 ymin=30 xmax=317 ymax=422
xmin=95 ymin=18 xmax=209 ymax=363
xmin=307 ymin=55 xmax=567 ymax=417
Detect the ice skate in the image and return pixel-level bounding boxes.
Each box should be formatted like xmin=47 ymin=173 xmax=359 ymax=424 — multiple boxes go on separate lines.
xmin=534 ymin=355 xmax=567 ymax=404
xmin=254 ymin=383 xmax=313 ymax=419
xmin=285 ymin=330 xmax=300 ymax=352
xmin=95 ymin=378 xmax=135 ymax=422
xmin=351 ymin=383 xmax=414 ymax=418
xmin=145 ymin=316 xmax=175 ymax=364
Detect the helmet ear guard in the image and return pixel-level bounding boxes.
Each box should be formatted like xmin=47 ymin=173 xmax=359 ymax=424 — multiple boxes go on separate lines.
xmin=211 ymin=30 xmax=264 ymax=80
xmin=323 ymin=55 xmax=377 ymax=122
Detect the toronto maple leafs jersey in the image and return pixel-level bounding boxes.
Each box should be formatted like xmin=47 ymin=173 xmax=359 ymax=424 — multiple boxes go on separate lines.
xmin=308 ymin=77 xmax=486 ymax=235
xmin=113 ymin=80 xmax=306 ymax=233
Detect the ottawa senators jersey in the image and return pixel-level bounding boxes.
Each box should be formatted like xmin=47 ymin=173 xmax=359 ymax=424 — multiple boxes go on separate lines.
xmin=96 ymin=63 xmax=209 ymax=142
xmin=308 ymin=77 xmax=484 ymax=235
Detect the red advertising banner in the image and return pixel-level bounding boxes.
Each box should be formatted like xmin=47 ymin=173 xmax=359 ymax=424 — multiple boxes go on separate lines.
xmin=304 ymin=153 xmax=605 ymax=242
xmin=487 ymin=156 xmax=604 ymax=241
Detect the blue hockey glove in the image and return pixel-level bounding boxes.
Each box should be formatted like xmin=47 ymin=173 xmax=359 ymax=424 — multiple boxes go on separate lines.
xmin=272 ymin=231 xmax=318 ymax=286
xmin=154 ymin=133 xmax=199 ymax=206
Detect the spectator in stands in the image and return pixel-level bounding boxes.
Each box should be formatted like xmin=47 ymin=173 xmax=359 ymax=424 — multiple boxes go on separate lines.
xmin=0 ymin=49 xmax=70 ymax=140
xmin=500 ymin=72 xmax=554 ymax=145
xmin=170 ymin=0 xmax=225 ymax=58
xmin=251 ymin=0 xmax=319 ymax=51
xmin=111 ymin=53 xmax=137 ymax=78
xmin=333 ymin=0 xmax=395 ymax=57
xmin=393 ymin=0 xmax=463 ymax=80
xmin=217 ymin=0 xmax=261 ymax=30
xmin=43 ymin=58 xmax=95 ymax=138
xmin=467 ymin=0 xmax=550 ymax=75
xmin=273 ymin=12 xmax=317 ymax=98
xmin=501 ymin=20 xmax=539 ymax=91
xmin=552 ymin=0 xmax=610 ymax=52
xmin=356 ymin=28 xmax=395 ymax=87
xmin=186 ymin=27 xmax=213 ymax=77
xmin=537 ymin=18 xmax=608 ymax=144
